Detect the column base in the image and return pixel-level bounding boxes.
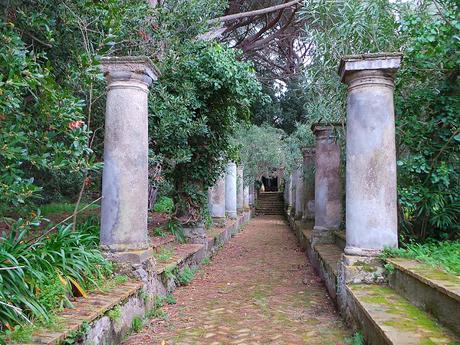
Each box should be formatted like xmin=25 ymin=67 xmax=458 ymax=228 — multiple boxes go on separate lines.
xmin=212 ymin=217 xmax=227 ymax=227
xmin=338 ymin=254 xmax=386 ymax=285
xmin=103 ymin=247 xmax=153 ymax=265
xmin=237 ymin=208 xmax=244 ymax=215
xmin=183 ymin=223 xmax=207 ymax=244
xmin=311 ymin=226 xmax=336 ymax=245
xmin=344 ymin=246 xmax=383 ymax=257
xmin=226 ymin=211 xmax=237 ymax=219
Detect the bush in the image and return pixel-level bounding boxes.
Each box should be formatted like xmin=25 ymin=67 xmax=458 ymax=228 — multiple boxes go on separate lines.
xmin=153 ymin=197 xmax=174 ymax=214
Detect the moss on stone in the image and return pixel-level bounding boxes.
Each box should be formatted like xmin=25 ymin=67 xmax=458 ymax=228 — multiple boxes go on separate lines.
xmin=350 ymin=284 xmax=459 ymax=344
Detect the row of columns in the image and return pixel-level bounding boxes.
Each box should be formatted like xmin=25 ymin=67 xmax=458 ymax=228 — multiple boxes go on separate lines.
xmin=211 ymin=162 xmax=253 ymax=221
xmin=97 ymin=52 xmax=401 ymax=264
xmin=286 ymin=52 xmax=402 ymax=257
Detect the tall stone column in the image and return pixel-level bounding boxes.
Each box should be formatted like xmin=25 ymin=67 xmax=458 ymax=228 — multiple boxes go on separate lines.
xmin=294 ymin=166 xmax=304 ymax=220
xmin=225 ymin=162 xmax=237 ymax=219
xmin=236 ymin=166 xmax=244 ymax=214
xmin=339 ymin=53 xmax=401 ymax=256
xmin=312 ymin=124 xmax=342 ymax=243
xmin=287 ymin=174 xmax=293 ymax=214
xmin=209 ymin=174 xmax=226 ymax=221
xmin=249 ymin=184 xmax=255 ymax=207
xmin=99 ymin=57 xmax=158 ymax=263
xmin=243 ymin=185 xmax=250 ymax=210
xmin=302 ymin=147 xmax=316 ymax=222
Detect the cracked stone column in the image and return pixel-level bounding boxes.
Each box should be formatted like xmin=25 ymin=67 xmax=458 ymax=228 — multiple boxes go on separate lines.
xmin=312 ymin=124 xmax=342 ymax=243
xmin=340 ymin=53 xmax=402 ymax=256
xmin=294 ymin=166 xmax=304 ymax=220
xmin=100 ymin=57 xmax=158 ymax=263
xmin=237 ymin=165 xmax=244 ymax=214
xmin=225 ymin=162 xmax=237 ymax=219
xmin=302 ymin=147 xmax=316 ymax=222
xmin=209 ymin=174 xmax=226 ymax=221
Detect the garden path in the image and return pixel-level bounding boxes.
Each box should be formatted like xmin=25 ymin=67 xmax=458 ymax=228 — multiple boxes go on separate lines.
xmin=123 ymin=216 xmax=350 ymax=345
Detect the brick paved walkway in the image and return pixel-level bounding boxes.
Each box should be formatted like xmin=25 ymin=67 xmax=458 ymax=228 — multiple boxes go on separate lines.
xmin=124 ymin=216 xmax=350 ymax=345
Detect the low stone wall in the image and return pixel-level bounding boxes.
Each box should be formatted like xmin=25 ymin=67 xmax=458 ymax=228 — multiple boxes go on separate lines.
xmin=29 ymin=211 xmax=252 ymax=345
xmin=285 ymin=212 xmax=460 ymax=344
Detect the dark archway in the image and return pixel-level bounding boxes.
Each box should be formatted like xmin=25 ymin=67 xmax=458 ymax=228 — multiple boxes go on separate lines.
xmin=262 ymin=176 xmax=279 ymax=192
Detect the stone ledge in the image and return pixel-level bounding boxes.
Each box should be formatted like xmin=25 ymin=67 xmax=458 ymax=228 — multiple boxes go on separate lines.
xmin=28 ymin=281 xmax=143 ymax=345
xmin=155 ymin=243 xmax=205 ymax=275
xmin=387 ymin=258 xmax=460 ymax=302
xmin=346 ymin=284 xmax=459 ymax=345
xmin=334 ymin=230 xmax=346 ymax=250
xmin=315 ymin=244 xmax=342 ymax=277
xmin=387 ymin=258 xmax=460 ymax=335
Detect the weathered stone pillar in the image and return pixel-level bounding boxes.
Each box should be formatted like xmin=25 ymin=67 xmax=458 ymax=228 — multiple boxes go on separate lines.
xmin=249 ymin=184 xmax=255 ymax=207
xmin=209 ymin=174 xmax=226 ymax=221
xmin=287 ymin=174 xmax=293 ymax=214
xmin=225 ymin=162 xmax=237 ymax=219
xmin=236 ymin=166 xmax=244 ymax=214
xmin=294 ymin=166 xmax=303 ymax=220
xmin=100 ymin=57 xmax=158 ymax=263
xmin=243 ymin=185 xmax=250 ymax=210
xmin=340 ymin=53 xmax=402 ymax=256
xmin=312 ymin=124 xmax=342 ymax=243
xmin=302 ymin=147 xmax=316 ymax=222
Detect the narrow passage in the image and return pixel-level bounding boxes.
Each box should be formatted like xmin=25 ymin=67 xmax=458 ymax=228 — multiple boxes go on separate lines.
xmin=124 ymin=216 xmax=350 ymax=344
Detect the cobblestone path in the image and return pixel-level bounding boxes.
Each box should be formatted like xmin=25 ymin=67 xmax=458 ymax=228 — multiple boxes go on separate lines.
xmin=124 ymin=216 xmax=350 ymax=345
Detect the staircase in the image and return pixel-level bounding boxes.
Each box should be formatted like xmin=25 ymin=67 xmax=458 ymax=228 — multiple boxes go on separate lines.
xmin=256 ymin=192 xmax=284 ymax=215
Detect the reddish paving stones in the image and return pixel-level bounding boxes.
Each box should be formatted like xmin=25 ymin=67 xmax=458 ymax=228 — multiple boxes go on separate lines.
xmin=124 ymin=216 xmax=350 ymax=345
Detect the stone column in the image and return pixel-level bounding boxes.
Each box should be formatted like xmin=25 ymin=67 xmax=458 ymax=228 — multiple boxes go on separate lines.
xmin=302 ymin=147 xmax=316 ymax=222
xmin=209 ymin=174 xmax=226 ymax=221
xmin=236 ymin=166 xmax=244 ymax=214
xmin=294 ymin=166 xmax=304 ymax=220
xmin=99 ymin=57 xmax=158 ymax=263
xmin=339 ymin=53 xmax=401 ymax=256
xmin=249 ymin=184 xmax=255 ymax=207
xmin=225 ymin=162 xmax=237 ymax=219
xmin=243 ymin=185 xmax=250 ymax=210
xmin=286 ymin=174 xmax=293 ymax=214
xmin=312 ymin=124 xmax=342 ymax=243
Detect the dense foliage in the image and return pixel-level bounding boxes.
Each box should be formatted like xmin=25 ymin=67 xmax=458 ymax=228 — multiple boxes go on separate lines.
xmin=296 ymin=0 xmax=459 ymax=241
xmin=0 ymin=0 xmax=156 ymax=215
xmin=150 ymin=42 xmax=262 ymax=223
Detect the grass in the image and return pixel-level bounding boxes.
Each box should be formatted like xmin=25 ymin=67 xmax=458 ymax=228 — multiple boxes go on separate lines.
xmin=382 ymin=240 xmax=460 ymax=275
xmin=39 ymin=202 xmax=99 ymax=217
xmin=177 ymin=267 xmax=197 ymax=286
xmin=153 ymin=247 xmax=173 ymax=262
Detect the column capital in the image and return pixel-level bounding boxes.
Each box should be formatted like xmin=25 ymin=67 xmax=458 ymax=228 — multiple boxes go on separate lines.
xmin=100 ymin=56 xmax=160 ymax=92
xmin=339 ymin=52 xmax=403 ymax=88
xmin=301 ymin=146 xmax=315 ymax=158
xmin=311 ymin=123 xmax=341 ymax=140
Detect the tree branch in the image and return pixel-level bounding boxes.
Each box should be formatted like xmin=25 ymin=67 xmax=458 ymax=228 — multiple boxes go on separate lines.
xmin=208 ymin=0 xmax=300 ymax=24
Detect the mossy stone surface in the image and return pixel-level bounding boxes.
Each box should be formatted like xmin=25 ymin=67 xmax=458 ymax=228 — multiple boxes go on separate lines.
xmin=349 ymin=284 xmax=460 ymax=344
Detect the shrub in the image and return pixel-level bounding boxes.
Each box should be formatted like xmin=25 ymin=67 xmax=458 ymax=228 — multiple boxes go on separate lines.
xmin=0 ymin=217 xmax=111 ymax=334
xmin=153 ymin=197 xmax=174 ymax=214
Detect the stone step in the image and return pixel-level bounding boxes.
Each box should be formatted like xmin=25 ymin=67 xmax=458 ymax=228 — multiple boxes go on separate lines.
xmin=386 ymin=258 xmax=460 ymax=335
xmin=155 ymin=242 xmax=205 ymax=276
xmin=347 ymin=284 xmax=460 ymax=345
xmin=28 ymin=280 xmax=143 ymax=345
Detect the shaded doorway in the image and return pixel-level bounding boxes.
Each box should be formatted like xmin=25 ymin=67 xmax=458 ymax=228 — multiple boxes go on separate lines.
xmin=262 ymin=176 xmax=279 ymax=191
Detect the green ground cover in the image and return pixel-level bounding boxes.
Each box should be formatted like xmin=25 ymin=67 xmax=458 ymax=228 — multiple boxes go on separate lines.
xmin=383 ymin=241 xmax=460 ymax=275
